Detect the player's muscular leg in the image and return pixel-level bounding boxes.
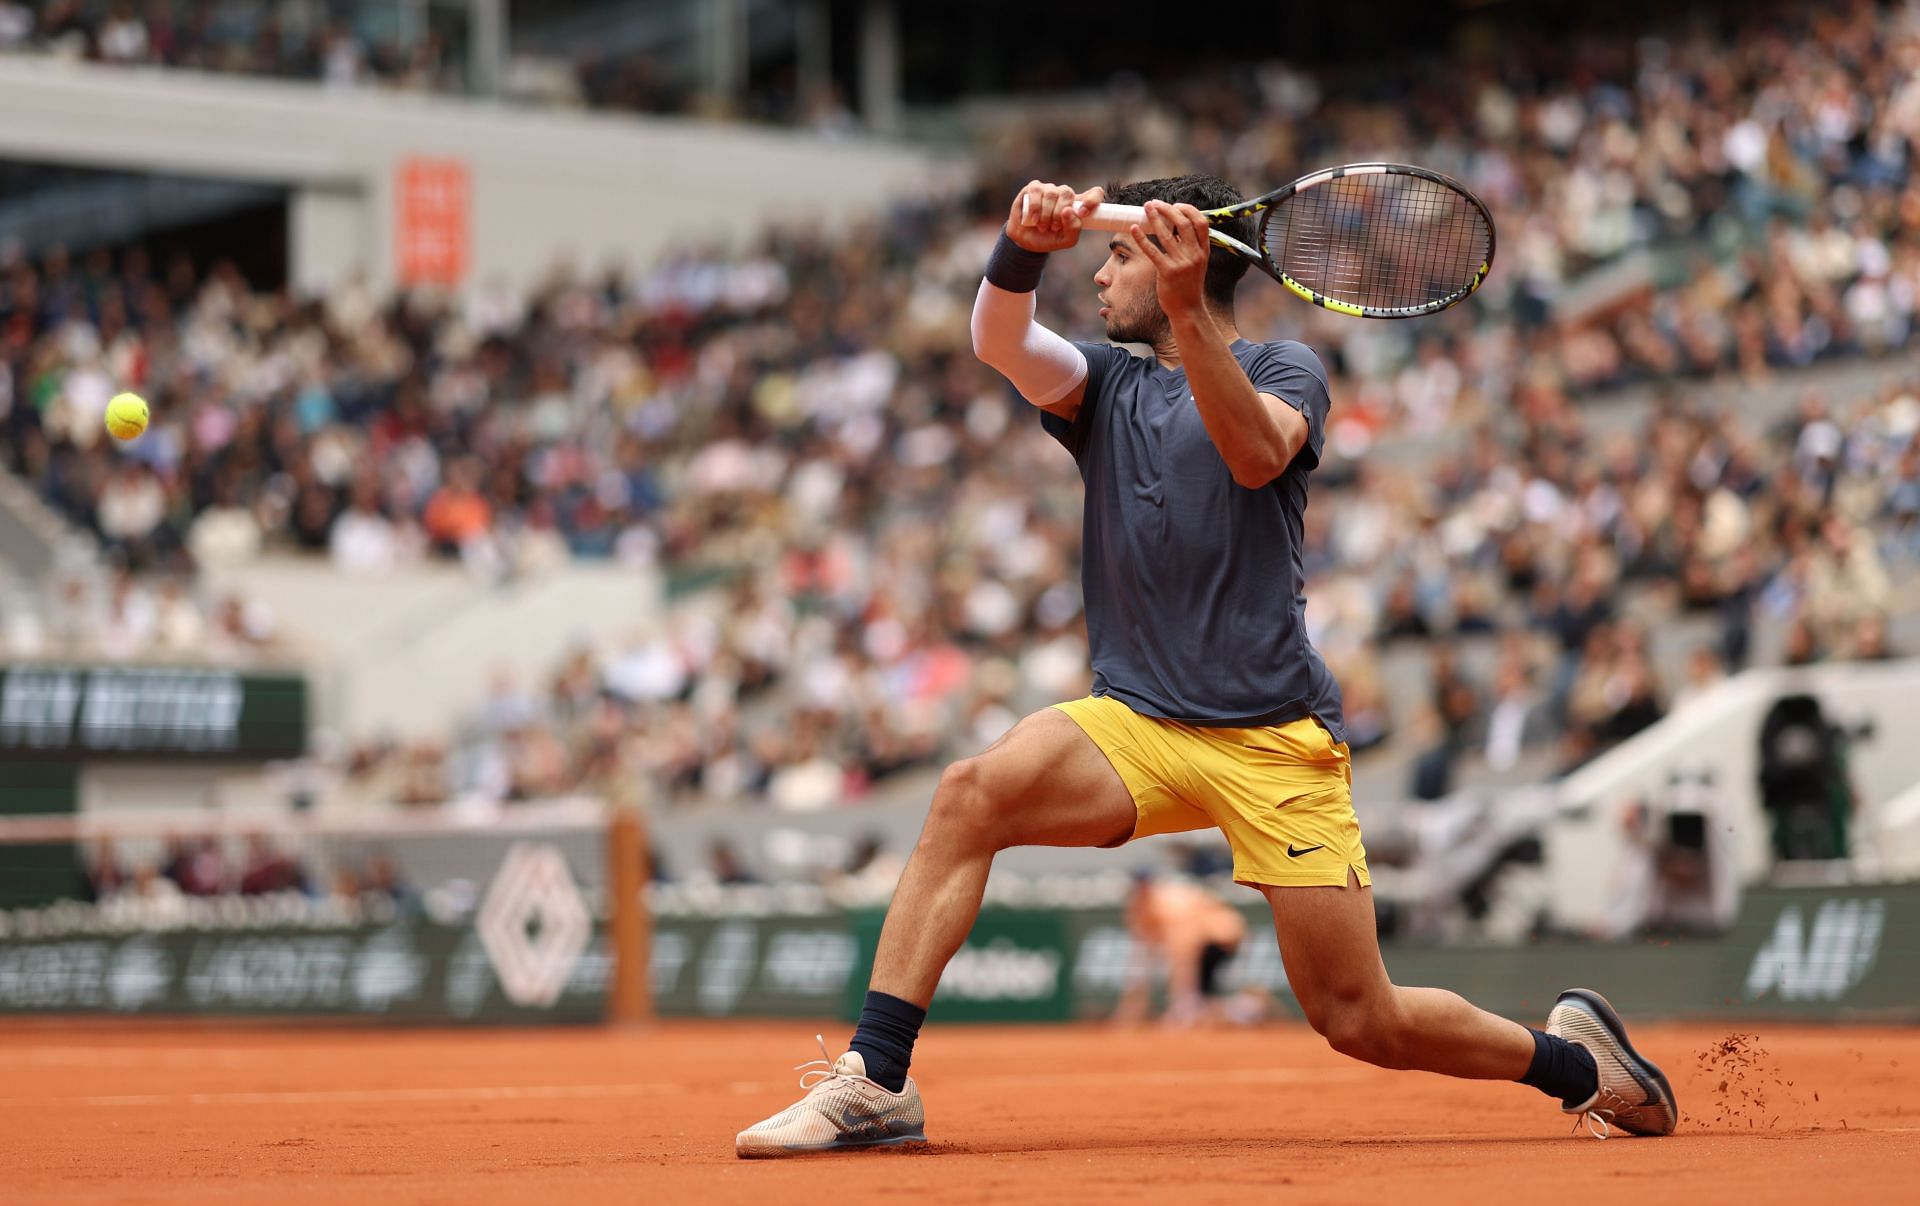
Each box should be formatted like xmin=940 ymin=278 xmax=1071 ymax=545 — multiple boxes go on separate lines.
xmin=1264 ymin=869 xmax=1536 ymax=1078
xmin=869 ymin=707 xmax=1136 ymax=1006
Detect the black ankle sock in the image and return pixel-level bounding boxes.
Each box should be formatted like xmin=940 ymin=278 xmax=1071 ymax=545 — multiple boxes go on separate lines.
xmin=848 ymin=991 xmax=926 ymax=1093
xmin=1520 ymin=1028 xmax=1599 ymax=1107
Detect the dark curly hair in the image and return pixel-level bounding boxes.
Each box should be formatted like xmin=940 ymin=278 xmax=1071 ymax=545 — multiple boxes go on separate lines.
xmin=1102 ymin=174 xmax=1254 ymax=309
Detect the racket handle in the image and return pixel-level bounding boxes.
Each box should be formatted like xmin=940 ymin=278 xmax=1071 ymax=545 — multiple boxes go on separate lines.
xmin=1079 ymin=203 xmax=1148 ymax=233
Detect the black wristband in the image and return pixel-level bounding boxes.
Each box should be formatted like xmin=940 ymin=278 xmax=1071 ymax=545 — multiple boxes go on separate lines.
xmin=985 ymin=232 xmax=1049 ymax=293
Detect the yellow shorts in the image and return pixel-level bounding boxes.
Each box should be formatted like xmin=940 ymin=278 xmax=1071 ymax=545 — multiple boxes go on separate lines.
xmin=1052 ymin=694 xmax=1370 ymax=890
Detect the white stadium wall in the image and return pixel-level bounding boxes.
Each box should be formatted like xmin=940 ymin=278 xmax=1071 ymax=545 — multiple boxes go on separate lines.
xmin=0 ymin=58 xmax=962 ymax=295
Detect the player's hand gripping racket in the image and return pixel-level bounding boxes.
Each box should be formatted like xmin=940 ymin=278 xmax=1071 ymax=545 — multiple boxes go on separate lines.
xmin=1075 ymin=164 xmax=1496 ymax=319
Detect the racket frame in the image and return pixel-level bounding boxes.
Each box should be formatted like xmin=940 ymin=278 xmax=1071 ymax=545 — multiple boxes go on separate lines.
xmin=1079 ymin=162 xmax=1496 ymax=319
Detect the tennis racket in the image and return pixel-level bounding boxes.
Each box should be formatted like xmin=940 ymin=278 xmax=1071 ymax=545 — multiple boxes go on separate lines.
xmin=1076 ymin=163 xmax=1495 ymax=319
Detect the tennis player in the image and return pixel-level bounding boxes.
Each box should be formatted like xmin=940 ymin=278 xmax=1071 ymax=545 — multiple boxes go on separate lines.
xmin=735 ymin=175 xmax=1677 ymax=1156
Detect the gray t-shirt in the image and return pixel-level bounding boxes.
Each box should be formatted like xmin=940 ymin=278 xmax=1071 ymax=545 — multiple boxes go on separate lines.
xmin=1041 ymin=337 xmax=1346 ymax=741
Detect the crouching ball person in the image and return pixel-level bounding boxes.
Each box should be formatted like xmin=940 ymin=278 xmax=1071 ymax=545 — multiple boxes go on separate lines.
xmin=1113 ymin=870 xmax=1252 ymax=1028
xmin=735 ymin=175 xmax=1677 ymax=1156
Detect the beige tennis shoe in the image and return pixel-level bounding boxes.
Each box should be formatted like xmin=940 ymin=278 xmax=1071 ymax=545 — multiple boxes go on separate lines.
xmin=1547 ymin=988 xmax=1679 ymax=1138
xmin=735 ymin=1038 xmax=927 ymax=1158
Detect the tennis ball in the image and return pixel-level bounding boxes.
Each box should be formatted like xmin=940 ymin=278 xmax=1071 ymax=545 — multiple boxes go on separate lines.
xmin=105 ymin=392 xmax=149 ymax=441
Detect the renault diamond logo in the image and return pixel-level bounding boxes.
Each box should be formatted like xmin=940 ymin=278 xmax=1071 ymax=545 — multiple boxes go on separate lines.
xmin=477 ymin=843 xmax=591 ymax=1008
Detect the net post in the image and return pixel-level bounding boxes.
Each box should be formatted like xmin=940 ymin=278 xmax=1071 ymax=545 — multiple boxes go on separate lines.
xmin=606 ymin=792 xmax=652 ymax=1026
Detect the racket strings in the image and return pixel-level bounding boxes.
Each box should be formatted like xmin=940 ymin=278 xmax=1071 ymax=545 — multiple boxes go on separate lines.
xmin=1266 ymin=175 xmax=1490 ymax=313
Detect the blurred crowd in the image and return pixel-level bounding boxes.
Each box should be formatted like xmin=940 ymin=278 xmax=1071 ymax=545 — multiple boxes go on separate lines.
xmin=0 ymin=0 xmax=444 ymax=91
xmin=2 ymin=1 xmax=1918 ymax=811
xmin=1335 ymin=383 xmax=1914 ymax=801
xmin=1 ymin=564 xmax=284 ymax=661
xmin=0 ymin=0 xmax=860 ymax=126
xmin=316 ymin=370 xmax=1915 ymax=813
xmin=81 ymin=832 xmax=412 ymax=911
xmin=979 ymin=0 xmax=1920 ymax=404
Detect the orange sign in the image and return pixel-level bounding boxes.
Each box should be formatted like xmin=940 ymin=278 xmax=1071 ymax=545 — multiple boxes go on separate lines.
xmin=396 ymin=158 xmax=471 ymax=286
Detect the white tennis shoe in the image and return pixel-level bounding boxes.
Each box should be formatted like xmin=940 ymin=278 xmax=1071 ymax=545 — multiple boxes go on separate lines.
xmin=734 ymin=1038 xmax=927 ymax=1158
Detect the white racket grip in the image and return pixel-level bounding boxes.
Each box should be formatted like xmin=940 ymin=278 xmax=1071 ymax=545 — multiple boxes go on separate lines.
xmin=1079 ymin=203 xmax=1149 ymax=232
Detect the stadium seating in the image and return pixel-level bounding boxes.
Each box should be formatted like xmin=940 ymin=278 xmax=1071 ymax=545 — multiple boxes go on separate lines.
xmin=1 ymin=1 xmax=1916 ymax=832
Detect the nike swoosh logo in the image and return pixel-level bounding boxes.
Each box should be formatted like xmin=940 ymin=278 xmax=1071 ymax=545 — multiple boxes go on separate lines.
xmin=1286 ymin=844 xmax=1326 ymax=858
xmin=835 ymin=1105 xmax=916 ymax=1141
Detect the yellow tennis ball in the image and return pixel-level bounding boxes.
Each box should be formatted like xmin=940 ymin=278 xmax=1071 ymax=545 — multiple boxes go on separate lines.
xmin=105 ymin=392 xmax=149 ymax=441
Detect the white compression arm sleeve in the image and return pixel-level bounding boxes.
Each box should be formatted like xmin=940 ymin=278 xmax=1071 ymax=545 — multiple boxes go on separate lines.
xmin=970 ymin=279 xmax=1088 ymax=408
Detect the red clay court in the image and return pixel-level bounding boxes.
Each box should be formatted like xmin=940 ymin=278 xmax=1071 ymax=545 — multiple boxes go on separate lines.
xmin=4 ymin=1019 xmax=1916 ymax=1204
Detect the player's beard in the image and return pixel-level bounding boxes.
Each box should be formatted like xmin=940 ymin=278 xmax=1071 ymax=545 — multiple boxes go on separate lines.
xmin=1104 ymin=294 xmax=1170 ymax=345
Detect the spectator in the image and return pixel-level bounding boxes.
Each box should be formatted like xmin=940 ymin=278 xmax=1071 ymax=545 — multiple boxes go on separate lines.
xmin=95 ymin=462 xmax=169 ymax=567
xmin=1804 ymin=517 xmax=1891 ymax=650
xmin=1483 ymin=641 xmax=1545 ymax=773
xmin=84 ymin=838 xmax=127 ymax=902
xmin=238 ymin=834 xmax=308 ymax=895
xmin=329 ymin=477 xmax=407 ymax=573
xmin=1407 ymin=646 xmax=1480 ymax=798
xmin=151 ymin=576 xmax=207 ymax=652
xmin=163 ymin=836 xmax=225 ymax=895
xmin=96 ymin=3 xmax=147 ymax=62
xmin=1672 ymin=646 xmax=1728 ymax=712
xmin=707 ymin=839 xmax=759 ymax=886
xmin=357 ymin=853 xmax=415 ymax=910
xmin=94 ymin=568 xmax=156 ymax=659
xmin=1848 ymin=614 xmax=1896 ymax=661
xmin=187 ymin=478 xmax=265 ymax=570
xmin=422 ymin=458 xmax=492 ymax=556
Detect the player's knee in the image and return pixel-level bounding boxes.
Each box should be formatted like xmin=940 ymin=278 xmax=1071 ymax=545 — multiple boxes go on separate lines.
xmin=926 ymin=757 xmax=1006 ymax=848
xmin=1318 ymin=999 xmax=1409 ymax=1069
